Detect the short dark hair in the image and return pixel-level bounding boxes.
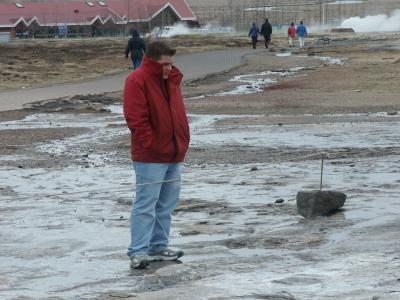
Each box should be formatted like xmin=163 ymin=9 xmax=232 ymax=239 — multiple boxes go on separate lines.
xmin=146 ymin=41 xmax=176 ymax=60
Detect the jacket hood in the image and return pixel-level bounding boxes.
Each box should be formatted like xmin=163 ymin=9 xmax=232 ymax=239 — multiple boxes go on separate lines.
xmin=132 ymin=29 xmax=140 ymax=37
xmin=141 ymin=56 xmax=183 ymax=84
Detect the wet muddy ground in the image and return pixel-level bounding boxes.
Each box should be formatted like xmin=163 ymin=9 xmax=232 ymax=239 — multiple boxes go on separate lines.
xmin=1 ymin=33 xmax=400 ymax=299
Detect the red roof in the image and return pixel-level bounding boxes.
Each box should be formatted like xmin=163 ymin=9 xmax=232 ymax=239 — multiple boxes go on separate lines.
xmin=107 ymin=0 xmax=196 ymax=21
xmin=0 ymin=0 xmax=196 ymax=27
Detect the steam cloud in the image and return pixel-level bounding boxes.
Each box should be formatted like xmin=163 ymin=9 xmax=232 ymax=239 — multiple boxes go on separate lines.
xmin=151 ymin=23 xmax=236 ymax=38
xmin=340 ymin=9 xmax=400 ymax=32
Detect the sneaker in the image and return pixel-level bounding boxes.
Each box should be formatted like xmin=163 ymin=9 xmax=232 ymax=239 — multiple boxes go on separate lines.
xmin=130 ymin=254 xmax=149 ymax=269
xmin=148 ymin=248 xmax=184 ymax=261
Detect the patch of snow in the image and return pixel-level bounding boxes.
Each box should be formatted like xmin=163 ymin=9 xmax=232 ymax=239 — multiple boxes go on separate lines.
xmin=329 ymin=0 xmax=364 ymax=4
xmin=191 ymin=116 xmax=400 ymax=149
xmin=217 ymin=69 xmax=301 ymax=96
xmin=276 ymin=52 xmax=292 ymax=57
xmin=317 ymin=56 xmax=347 ymax=65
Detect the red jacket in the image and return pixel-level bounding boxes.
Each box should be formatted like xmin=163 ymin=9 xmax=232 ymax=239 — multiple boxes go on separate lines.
xmin=123 ymin=56 xmax=190 ymax=163
xmin=288 ymin=26 xmax=296 ymax=38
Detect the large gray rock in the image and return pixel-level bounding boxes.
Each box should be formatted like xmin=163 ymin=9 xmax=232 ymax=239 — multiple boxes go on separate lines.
xmin=296 ymin=190 xmax=347 ymax=218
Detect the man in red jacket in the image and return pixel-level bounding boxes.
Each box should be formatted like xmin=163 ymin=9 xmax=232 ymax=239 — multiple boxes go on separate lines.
xmin=123 ymin=41 xmax=190 ymax=269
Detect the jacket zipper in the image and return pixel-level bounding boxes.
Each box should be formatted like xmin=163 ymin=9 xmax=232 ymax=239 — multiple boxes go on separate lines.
xmin=161 ymin=80 xmax=179 ymax=161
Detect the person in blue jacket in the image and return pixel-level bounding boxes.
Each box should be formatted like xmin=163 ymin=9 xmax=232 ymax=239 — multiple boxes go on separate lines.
xmin=248 ymin=22 xmax=261 ymax=49
xmin=296 ymin=21 xmax=308 ymax=48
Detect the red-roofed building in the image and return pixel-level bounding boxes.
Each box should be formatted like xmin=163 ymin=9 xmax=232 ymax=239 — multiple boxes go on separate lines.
xmin=0 ymin=0 xmax=197 ymax=39
xmin=107 ymin=0 xmax=197 ymax=35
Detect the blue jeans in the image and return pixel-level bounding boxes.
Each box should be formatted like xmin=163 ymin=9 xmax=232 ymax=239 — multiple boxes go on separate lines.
xmin=127 ymin=162 xmax=182 ymax=257
xmin=132 ymin=57 xmax=142 ymax=70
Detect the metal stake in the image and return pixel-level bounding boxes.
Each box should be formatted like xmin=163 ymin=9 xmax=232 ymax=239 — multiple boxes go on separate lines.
xmin=320 ymin=154 xmax=324 ymax=190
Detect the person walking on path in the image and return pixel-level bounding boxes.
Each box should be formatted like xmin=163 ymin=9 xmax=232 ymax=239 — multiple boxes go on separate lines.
xmin=296 ymin=21 xmax=308 ymax=48
xmin=288 ymin=22 xmax=296 ymax=47
xmin=260 ymin=18 xmax=273 ymax=49
xmin=248 ymin=22 xmax=260 ymax=49
xmin=123 ymin=41 xmax=190 ymax=269
xmin=125 ymin=29 xmax=147 ymax=70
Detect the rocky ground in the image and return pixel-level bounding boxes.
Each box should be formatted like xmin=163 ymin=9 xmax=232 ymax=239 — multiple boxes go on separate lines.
xmin=1 ymin=33 xmax=400 ymax=299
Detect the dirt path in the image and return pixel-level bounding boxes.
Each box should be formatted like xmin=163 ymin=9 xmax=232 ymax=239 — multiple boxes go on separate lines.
xmin=0 ymin=48 xmax=256 ymax=112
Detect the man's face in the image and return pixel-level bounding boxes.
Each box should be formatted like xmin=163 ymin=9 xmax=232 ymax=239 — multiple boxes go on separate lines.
xmin=157 ymin=55 xmax=174 ymax=79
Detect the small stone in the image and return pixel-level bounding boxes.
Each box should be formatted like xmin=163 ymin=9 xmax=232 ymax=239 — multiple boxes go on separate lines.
xmin=387 ymin=111 xmax=398 ymax=116
xmin=275 ymin=199 xmax=284 ymax=204
xmin=277 ymin=122 xmax=283 ymax=126
xmin=250 ymin=166 xmax=258 ymax=171
xmin=354 ymin=90 xmax=362 ymax=92
xmin=180 ymin=229 xmax=201 ymax=236
xmin=4 ymin=145 xmax=17 ymax=150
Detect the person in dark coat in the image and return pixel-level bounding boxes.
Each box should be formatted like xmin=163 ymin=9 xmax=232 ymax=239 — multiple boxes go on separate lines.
xmin=260 ymin=18 xmax=273 ymax=49
xmin=125 ymin=29 xmax=147 ymax=69
xmin=248 ymin=22 xmax=260 ymax=49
